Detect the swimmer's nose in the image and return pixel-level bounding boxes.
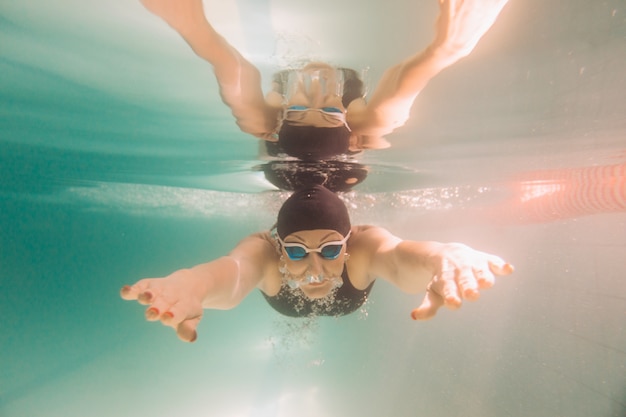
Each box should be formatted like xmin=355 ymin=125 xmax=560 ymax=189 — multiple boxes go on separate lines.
xmin=308 ymin=76 xmax=324 ymax=108
xmin=306 ymin=253 xmax=323 ymax=276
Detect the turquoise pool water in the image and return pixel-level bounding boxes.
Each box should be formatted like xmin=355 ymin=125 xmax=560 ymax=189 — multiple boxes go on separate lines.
xmin=1 ymin=1 xmax=625 ymax=416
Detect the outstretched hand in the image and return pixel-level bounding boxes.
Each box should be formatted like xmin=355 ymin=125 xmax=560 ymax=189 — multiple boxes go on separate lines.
xmin=120 ymin=271 xmax=204 ymax=342
xmin=411 ymin=243 xmax=514 ymax=320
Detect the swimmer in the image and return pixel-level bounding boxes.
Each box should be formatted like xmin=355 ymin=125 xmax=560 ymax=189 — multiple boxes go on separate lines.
xmin=121 ymin=185 xmax=514 ymax=342
xmin=139 ymin=0 xmax=510 ymax=160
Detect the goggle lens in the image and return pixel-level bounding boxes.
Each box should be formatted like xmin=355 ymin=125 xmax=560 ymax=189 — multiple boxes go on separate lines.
xmin=320 ymin=244 xmax=343 ymax=260
xmin=285 ymin=246 xmax=308 ymax=260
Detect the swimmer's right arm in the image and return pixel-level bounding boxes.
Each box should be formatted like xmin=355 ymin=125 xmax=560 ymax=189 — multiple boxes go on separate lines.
xmin=120 ymin=232 xmax=276 ymax=342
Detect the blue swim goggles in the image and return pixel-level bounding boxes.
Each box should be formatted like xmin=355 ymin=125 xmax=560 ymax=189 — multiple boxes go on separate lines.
xmin=278 ymin=231 xmax=351 ymax=261
xmin=287 ymin=105 xmax=343 ymax=113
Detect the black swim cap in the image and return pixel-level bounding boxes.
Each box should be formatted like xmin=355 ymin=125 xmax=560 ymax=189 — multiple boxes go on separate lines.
xmin=277 ymin=185 xmax=351 ymax=239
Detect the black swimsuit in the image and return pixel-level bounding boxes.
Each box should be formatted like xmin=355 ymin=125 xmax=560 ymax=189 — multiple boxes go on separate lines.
xmin=262 ymin=267 xmax=375 ymax=318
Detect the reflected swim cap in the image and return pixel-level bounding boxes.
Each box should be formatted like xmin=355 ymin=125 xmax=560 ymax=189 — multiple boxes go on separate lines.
xmin=277 ymin=185 xmax=351 ymax=239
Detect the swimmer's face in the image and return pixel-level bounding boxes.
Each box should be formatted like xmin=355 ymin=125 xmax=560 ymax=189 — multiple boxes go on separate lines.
xmin=281 ymin=229 xmax=348 ymax=299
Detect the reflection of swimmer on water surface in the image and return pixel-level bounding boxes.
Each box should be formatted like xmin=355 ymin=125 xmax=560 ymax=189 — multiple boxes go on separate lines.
xmin=257 ymin=160 xmax=369 ymax=192
xmin=121 ymin=185 xmax=514 ymax=342
xmin=139 ymin=0 xmax=510 ymax=160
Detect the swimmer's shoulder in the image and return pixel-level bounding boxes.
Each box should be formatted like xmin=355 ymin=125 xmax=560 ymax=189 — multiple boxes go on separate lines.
xmin=348 ymin=226 xmax=402 ymax=268
xmin=232 ymin=231 xmax=282 ymax=295
xmin=349 ymin=225 xmax=400 ymax=245
xmin=347 ymin=225 xmax=402 ymax=287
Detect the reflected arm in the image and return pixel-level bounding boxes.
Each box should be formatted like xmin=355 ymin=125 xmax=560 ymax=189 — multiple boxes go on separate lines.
xmin=140 ymin=0 xmax=280 ymax=139
xmin=348 ymin=0 xmax=509 ymax=137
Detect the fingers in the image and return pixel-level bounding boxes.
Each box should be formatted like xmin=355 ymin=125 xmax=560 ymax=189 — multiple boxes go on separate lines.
xmin=176 ymin=317 xmax=201 ymax=343
xmin=430 ymin=274 xmax=462 ymax=309
xmin=120 ymin=278 xmax=203 ymax=343
xmin=138 ymin=290 xmax=156 ymax=305
xmin=473 ymin=266 xmax=495 ymax=289
xmin=438 ymin=260 xmax=511 ymax=306
xmin=411 ymin=290 xmax=444 ymax=320
xmin=489 ymin=259 xmax=515 ymax=276
xmin=456 ymin=266 xmax=480 ymax=301
xmin=143 ymin=293 xmax=173 ymax=320
xmin=144 ymin=301 xmax=203 ymax=343
xmin=434 ymin=268 xmax=463 ymax=308
xmin=144 ymin=306 xmax=201 ymax=342
xmin=120 ymin=279 xmax=152 ymax=300
xmin=410 ymin=280 xmax=463 ymax=320
xmin=474 ymin=259 xmax=513 ymax=289
xmin=439 ymin=279 xmax=463 ymax=310
xmin=153 ymin=306 xmax=202 ymax=343
xmin=412 ymin=254 xmax=515 ymax=320
xmin=160 ymin=301 xmax=203 ymax=329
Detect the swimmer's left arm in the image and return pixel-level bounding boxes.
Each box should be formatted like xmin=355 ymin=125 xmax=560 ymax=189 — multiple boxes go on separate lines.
xmin=352 ymin=226 xmax=513 ymax=320
xmin=389 ymin=241 xmax=513 ymax=320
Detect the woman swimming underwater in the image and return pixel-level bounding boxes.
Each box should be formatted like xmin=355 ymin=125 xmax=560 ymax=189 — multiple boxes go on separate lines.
xmin=121 ymin=185 xmax=514 ymax=342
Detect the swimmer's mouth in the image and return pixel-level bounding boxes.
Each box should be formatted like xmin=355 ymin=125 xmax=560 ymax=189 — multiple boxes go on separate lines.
xmin=304 ymin=275 xmax=327 ymax=285
xmin=286 ymin=275 xmax=343 ymax=290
